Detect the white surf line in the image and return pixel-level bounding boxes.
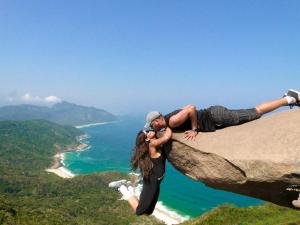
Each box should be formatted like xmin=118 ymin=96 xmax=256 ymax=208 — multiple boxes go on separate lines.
xmin=45 ymin=152 xmax=76 ymax=178
xmin=152 ymin=201 xmax=190 ymax=225
xmin=75 ymin=121 xmax=117 ymax=128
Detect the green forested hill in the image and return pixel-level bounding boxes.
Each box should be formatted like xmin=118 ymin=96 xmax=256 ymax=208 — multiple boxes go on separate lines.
xmin=0 ymin=120 xmax=163 ymax=225
xmin=182 ymin=203 xmax=300 ymax=225
xmin=0 ymin=119 xmax=83 ymax=175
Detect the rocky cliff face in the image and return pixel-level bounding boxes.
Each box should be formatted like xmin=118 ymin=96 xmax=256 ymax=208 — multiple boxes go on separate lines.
xmin=164 ymin=108 xmax=300 ymax=209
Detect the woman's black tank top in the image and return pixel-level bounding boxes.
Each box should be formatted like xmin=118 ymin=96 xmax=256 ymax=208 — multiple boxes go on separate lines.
xmin=150 ymin=150 xmax=166 ymax=179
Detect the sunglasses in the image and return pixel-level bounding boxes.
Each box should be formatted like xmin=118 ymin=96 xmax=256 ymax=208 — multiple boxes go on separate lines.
xmin=143 ymin=127 xmax=154 ymax=132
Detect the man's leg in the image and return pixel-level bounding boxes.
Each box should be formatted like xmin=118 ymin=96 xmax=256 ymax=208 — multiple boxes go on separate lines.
xmin=255 ymin=98 xmax=288 ymax=115
xmin=255 ymin=89 xmax=300 ymax=115
xmin=209 ymin=89 xmax=300 ymax=128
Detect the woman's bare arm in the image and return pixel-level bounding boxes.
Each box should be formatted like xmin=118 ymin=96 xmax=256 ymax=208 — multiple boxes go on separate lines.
xmin=149 ymin=127 xmax=172 ymax=148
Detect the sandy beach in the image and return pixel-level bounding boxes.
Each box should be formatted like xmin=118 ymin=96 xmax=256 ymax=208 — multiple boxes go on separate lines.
xmin=46 ymin=165 xmax=75 ymax=178
xmin=152 ymin=201 xmax=190 ymax=225
xmin=45 ymin=153 xmax=75 ymax=178
xmin=45 ymin=135 xmax=90 ymax=179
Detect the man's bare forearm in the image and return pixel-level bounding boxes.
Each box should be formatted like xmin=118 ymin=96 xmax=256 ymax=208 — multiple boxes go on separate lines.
xmin=188 ymin=105 xmax=198 ymax=130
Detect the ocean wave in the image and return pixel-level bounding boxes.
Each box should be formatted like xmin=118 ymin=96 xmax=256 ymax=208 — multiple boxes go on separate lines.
xmin=75 ymin=121 xmax=116 ymax=128
xmin=77 ymin=145 xmax=91 ymax=152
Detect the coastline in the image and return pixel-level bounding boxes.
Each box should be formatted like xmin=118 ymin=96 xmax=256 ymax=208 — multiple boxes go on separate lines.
xmin=45 ymin=134 xmax=90 ymax=179
xmin=75 ymin=121 xmax=116 ymax=129
xmin=45 ymin=153 xmax=75 ymax=178
xmin=46 ymin=131 xmax=190 ymax=224
xmin=152 ymin=201 xmax=190 ymax=225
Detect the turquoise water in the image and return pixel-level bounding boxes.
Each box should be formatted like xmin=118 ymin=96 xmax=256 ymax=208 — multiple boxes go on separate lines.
xmin=64 ymin=115 xmax=262 ymax=217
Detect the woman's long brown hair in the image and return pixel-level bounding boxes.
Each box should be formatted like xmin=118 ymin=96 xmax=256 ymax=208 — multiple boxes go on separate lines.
xmin=131 ymin=130 xmax=153 ymax=180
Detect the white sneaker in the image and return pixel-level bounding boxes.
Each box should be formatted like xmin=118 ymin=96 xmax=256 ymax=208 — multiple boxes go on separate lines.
xmin=118 ymin=185 xmax=133 ymax=200
xmin=287 ymin=89 xmax=300 ymax=102
xmin=108 ymin=179 xmax=127 ymax=189
xmin=283 ymin=89 xmax=300 ymax=108
xmin=292 ymin=200 xmax=300 ymax=208
xmin=127 ymin=185 xmax=135 ymax=196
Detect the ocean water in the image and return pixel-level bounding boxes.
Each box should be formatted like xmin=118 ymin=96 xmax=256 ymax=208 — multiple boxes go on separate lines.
xmin=64 ymin=115 xmax=262 ymax=218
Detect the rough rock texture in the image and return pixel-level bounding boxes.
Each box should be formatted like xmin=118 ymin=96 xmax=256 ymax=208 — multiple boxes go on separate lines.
xmin=164 ymin=108 xmax=300 ymax=209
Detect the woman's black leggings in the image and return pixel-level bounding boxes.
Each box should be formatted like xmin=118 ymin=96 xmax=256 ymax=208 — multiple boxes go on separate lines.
xmin=135 ymin=175 xmax=163 ymax=215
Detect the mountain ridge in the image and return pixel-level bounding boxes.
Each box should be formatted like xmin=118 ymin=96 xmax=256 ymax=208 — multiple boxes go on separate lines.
xmin=0 ymin=101 xmax=117 ymax=126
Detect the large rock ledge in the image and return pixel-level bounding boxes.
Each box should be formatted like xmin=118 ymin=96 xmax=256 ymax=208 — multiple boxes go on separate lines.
xmin=164 ymin=108 xmax=300 ymax=208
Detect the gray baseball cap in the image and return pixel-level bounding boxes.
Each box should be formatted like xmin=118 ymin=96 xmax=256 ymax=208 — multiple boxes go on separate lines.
xmin=144 ymin=111 xmax=162 ymax=129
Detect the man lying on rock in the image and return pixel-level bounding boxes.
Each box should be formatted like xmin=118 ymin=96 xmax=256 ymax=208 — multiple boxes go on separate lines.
xmin=109 ymin=89 xmax=300 ymax=216
xmin=144 ymin=89 xmax=300 ymax=140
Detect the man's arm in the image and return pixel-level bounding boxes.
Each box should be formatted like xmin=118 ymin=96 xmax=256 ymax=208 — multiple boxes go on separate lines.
xmin=168 ymin=104 xmax=198 ymax=140
xmin=168 ymin=104 xmax=198 ymax=129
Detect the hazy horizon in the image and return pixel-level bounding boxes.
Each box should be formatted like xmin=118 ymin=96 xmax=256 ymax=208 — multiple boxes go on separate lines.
xmin=1 ymin=0 xmax=299 ymax=114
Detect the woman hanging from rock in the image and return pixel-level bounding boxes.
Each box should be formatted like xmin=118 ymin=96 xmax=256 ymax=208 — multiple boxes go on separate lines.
xmin=109 ymin=127 xmax=172 ymax=215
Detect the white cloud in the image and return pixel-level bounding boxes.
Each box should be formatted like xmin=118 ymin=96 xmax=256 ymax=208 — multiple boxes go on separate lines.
xmin=1 ymin=92 xmax=62 ymax=106
xmin=20 ymin=92 xmax=61 ymax=103
xmin=44 ymin=95 xmax=61 ymax=103
xmin=21 ymin=93 xmax=39 ymax=101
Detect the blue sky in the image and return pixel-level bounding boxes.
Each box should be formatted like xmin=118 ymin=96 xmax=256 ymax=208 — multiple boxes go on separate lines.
xmin=0 ymin=0 xmax=299 ymax=114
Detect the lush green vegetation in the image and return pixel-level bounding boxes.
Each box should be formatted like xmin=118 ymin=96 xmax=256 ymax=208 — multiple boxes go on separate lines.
xmin=0 ymin=120 xmax=162 ymax=225
xmin=183 ymin=203 xmax=300 ymax=225
xmin=0 ymin=119 xmax=82 ymax=176
xmin=2 ymin=119 xmax=300 ymax=225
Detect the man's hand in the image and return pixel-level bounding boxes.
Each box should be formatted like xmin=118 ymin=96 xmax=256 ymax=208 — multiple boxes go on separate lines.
xmin=184 ymin=130 xmax=198 ymax=141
